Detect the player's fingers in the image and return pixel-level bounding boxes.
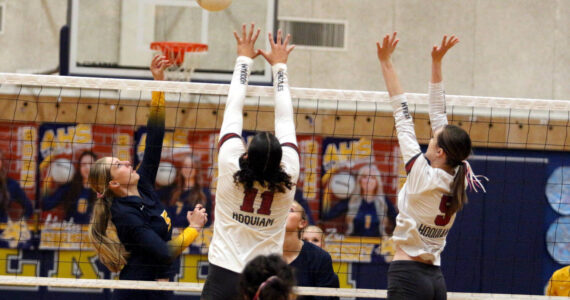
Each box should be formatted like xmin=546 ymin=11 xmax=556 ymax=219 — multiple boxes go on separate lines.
xmin=276 ymin=29 xmax=283 ymax=45
xmin=383 ymin=35 xmax=390 ymax=47
xmin=252 ymin=28 xmax=261 ymax=44
xmin=283 ymin=34 xmax=291 ymax=47
xmin=241 ymin=24 xmax=247 ymax=40
xmin=393 ymin=39 xmax=399 ymax=48
xmin=248 ymin=23 xmax=255 ymax=40
xmin=267 ymin=32 xmax=275 ymax=47
xmin=233 ymin=31 xmax=241 ymax=43
xmin=286 ymin=44 xmax=296 ymax=54
xmin=391 ymin=31 xmax=397 ymax=43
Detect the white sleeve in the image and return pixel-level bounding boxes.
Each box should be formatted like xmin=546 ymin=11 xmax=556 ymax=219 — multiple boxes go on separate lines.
xmin=272 ymin=63 xmax=297 ymax=145
xmin=272 ymin=63 xmax=299 ymax=181
xmin=390 ymin=94 xmax=422 ymax=165
xmin=428 ymin=82 xmax=448 ymax=132
xmin=219 ymin=56 xmax=253 ymax=140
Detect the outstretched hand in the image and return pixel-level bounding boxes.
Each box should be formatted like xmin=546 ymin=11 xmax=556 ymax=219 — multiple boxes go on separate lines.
xmin=150 ymin=55 xmax=173 ymax=81
xmin=376 ymin=32 xmax=399 ymax=63
xmin=431 ymin=35 xmax=459 ymax=62
xmin=258 ymin=29 xmax=295 ymax=65
xmin=234 ymin=23 xmax=261 ymax=59
xmin=187 ymin=204 xmax=208 ymax=231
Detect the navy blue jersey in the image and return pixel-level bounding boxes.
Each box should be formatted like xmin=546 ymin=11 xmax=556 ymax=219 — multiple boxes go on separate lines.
xmin=110 ymin=92 xmax=176 ymax=282
xmin=42 ymin=183 xmax=94 ymax=224
xmin=0 ymin=178 xmax=33 ymax=222
xmin=290 ymin=241 xmax=339 ymax=300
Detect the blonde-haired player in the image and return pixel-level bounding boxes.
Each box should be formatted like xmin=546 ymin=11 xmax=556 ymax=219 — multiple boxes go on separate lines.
xmin=302 ymin=225 xmax=325 ymax=248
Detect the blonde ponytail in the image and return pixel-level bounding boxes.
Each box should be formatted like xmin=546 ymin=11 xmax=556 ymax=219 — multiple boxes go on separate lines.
xmin=87 ymin=158 xmax=129 ymax=273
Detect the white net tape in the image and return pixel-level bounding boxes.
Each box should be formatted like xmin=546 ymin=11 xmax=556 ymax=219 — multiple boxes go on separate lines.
xmin=0 ymin=276 xmax=564 ymax=299
xmin=1 ymin=73 xmax=569 ymax=119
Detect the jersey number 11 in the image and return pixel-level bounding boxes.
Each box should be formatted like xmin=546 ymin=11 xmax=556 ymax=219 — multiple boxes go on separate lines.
xmin=240 ymin=188 xmax=275 ymax=215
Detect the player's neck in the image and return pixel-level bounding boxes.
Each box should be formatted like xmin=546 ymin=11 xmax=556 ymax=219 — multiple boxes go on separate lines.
xmin=283 ymin=234 xmax=303 ymax=263
xmin=431 ymin=159 xmax=455 ymax=175
xmin=117 ymin=185 xmax=140 ymax=198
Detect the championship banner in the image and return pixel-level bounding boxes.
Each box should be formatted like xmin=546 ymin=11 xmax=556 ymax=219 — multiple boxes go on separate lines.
xmin=38 ymin=124 xmax=134 ymax=250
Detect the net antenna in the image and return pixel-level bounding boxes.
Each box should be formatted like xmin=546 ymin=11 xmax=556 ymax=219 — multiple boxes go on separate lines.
xmin=150 ymin=42 xmax=208 ymax=81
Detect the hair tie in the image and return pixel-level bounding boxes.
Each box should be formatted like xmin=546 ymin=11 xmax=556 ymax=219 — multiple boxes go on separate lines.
xmin=252 ymin=275 xmax=279 ymax=300
xmin=96 ymin=192 xmax=105 ymax=199
xmin=462 ymin=160 xmax=489 ymax=193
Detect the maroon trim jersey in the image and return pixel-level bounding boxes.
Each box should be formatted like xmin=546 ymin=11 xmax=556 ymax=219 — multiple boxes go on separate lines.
xmin=208 ymin=57 xmax=300 ymax=273
xmin=390 ymin=83 xmax=455 ymax=266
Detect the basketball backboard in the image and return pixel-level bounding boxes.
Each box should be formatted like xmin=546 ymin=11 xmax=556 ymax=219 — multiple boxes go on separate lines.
xmin=67 ymin=0 xmax=276 ymax=84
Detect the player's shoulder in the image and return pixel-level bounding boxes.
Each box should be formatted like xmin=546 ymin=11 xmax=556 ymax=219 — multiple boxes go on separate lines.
xmin=303 ymin=241 xmax=332 ymax=261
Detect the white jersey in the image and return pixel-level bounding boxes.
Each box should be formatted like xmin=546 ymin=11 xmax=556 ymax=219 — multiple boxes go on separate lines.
xmin=390 ymin=82 xmax=455 ymax=266
xmin=208 ymin=56 xmax=300 ymax=273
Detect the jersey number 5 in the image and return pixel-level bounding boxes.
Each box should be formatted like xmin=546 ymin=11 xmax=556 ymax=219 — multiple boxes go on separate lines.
xmin=240 ymin=189 xmax=274 ymax=215
xmin=434 ymin=195 xmax=452 ymax=226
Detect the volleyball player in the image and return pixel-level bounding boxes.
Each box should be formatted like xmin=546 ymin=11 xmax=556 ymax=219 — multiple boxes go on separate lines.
xmin=88 ymin=55 xmax=208 ymax=300
xmin=201 ymin=24 xmax=300 ymax=300
xmin=376 ymin=32 xmax=486 ymax=300
xmin=283 ymin=201 xmax=339 ymax=300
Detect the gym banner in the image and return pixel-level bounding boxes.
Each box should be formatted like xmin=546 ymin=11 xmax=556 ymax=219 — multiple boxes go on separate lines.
xmin=0 ymin=122 xmax=37 ymax=249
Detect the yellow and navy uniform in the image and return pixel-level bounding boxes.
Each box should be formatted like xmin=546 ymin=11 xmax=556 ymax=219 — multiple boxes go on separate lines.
xmin=546 ymin=265 xmax=570 ymax=296
xmin=290 ymin=241 xmax=340 ymax=300
xmin=110 ymin=92 xmax=198 ymax=299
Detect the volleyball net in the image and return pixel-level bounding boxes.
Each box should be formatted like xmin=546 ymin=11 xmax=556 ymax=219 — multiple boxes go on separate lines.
xmin=0 ymin=73 xmax=568 ymax=299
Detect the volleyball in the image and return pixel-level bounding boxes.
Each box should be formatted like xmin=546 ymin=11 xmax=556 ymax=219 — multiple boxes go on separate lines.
xmin=196 ymin=0 xmax=232 ymax=12
xmin=156 ymin=161 xmax=177 ymax=186
xmin=329 ymin=172 xmax=356 ymax=199
xmin=48 ymin=158 xmax=75 ymax=184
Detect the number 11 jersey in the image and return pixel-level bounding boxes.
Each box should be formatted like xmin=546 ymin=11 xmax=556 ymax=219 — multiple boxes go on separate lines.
xmin=208 ymin=57 xmax=300 ymax=273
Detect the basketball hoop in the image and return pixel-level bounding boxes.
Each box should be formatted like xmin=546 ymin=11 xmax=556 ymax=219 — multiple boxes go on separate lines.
xmin=150 ymin=42 xmax=208 ymax=81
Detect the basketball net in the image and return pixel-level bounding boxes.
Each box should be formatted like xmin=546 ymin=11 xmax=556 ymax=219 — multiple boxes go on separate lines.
xmin=150 ymin=42 xmax=208 ymax=81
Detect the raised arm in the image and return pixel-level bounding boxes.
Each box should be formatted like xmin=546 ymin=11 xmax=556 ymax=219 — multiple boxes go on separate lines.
xmin=219 ymin=24 xmax=261 ymax=141
xmin=376 ymin=32 xmax=403 ymax=97
xmin=259 ymin=30 xmax=297 ymax=146
xmin=138 ymin=55 xmax=171 ymax=184
xmin=376 ymin=32 xmax=421 ymax=165
xmin=428 ymin=35 xmax=459 ymax=132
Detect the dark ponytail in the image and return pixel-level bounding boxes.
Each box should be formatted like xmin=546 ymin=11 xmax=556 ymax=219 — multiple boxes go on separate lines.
xmin=233 ymin=132 xmax=293 ymax=193
xmin=437 ymin=125 xmax=472 ymax=215
xmin=239 ymin=254 xmax=295 ymax=300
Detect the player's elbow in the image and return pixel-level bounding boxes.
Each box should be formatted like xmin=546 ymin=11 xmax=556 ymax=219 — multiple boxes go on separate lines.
xmin=155 ymin=251 xmax=175 ymax=265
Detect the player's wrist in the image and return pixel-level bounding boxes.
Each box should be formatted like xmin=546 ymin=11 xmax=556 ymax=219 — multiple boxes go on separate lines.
xmin=189 ymin=223 xmax=203 ymax=232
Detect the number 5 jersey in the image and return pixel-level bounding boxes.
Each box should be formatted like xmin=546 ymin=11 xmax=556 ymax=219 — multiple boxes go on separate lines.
xmin=390 ymin=82 xmax=455 ymax=266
